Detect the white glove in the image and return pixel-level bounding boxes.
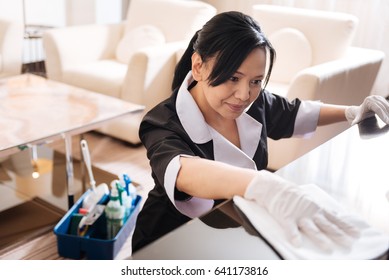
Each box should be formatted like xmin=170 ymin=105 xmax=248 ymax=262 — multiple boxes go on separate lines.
xmin=244 ymin=171 xmax=360 ymax=251
xmin=345 ymin=95 xmax=389 ymax=126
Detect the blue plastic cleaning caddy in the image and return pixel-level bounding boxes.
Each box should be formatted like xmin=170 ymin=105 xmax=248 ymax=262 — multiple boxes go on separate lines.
xmin=54 ymin=189 xmax=141 ymax=260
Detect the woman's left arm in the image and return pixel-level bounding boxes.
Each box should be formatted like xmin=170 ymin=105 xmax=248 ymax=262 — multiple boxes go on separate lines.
xmin=317 ymin=104 xmax=348 ymax=126
xmin=318 ymin=95 xmax=389 ymax=127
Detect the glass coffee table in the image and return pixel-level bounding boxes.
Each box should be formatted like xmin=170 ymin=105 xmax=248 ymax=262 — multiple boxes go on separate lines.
xmin=0 ymin=74 xmax=143 ymax=208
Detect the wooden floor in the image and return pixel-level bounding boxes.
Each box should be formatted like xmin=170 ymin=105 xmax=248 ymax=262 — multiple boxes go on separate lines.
xmin=0 ymin=131 xmax=153 ymax=260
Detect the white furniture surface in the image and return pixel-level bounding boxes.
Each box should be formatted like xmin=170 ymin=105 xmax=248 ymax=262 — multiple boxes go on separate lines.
xmin=252 ymin=5 xmax=385 ymax=170
xmin=0 ymin=19 xmax=23 ymax=78
xmin=43 ymin=0 xmax=216 ymax=144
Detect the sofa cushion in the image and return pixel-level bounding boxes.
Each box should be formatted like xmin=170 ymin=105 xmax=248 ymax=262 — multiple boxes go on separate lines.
xmin=253 ymin=5 xmax=357 ymax=65
xmin=115 ymin=25 xmax=165 ymax=64
xmin=269 ymin=28 xmax=312 ymax=83
xmin=63 ymin=60 xmax=128 ymax=98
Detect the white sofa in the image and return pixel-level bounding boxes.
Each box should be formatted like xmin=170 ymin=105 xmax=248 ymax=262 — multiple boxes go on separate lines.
xmin=252 ymin=5 xmax=385 ymax=170
xmin=43 ymin=0 xmax=216 ymax=144
xmin=0 ymin=19 xmax=23 ymax=78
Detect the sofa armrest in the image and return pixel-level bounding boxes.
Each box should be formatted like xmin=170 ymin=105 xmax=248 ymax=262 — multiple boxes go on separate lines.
xmin=122 ymin=41 xmax=187 ymax=111
xmin=0 ymin=19 xmax=23 ymax=76
xmin=287 ymin=47 xmax=385 ymax=105
xmin=43 ymin=23 xmax=124 ymax=80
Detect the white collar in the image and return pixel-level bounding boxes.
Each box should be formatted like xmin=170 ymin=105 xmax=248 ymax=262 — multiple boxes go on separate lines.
xmin=176 ymin=72 xmax=263 ymax=169
xmin=176 ymin=72 xmax=211 ymax=144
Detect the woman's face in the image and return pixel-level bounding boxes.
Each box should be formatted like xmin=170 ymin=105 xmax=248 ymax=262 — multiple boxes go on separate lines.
xmin=192 ymin=47 xmax=267 ymax=122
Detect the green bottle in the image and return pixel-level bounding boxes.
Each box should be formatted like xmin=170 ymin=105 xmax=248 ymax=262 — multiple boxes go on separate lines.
xmin=105 ymin=185 xmax=125 ymax=239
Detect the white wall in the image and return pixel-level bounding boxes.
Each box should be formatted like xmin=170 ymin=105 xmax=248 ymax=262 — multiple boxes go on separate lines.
xmin=66 ymin=0 xmax=123 ymax=26
xmin=24 ymin=0 xmax=66 ymax=27
xmin=95 ymin=0 xmax=123 ymax=25
xmin=0 ymin=0 xmax=127 ymax=64
xmin=0 ymin=0 xmax=66 ymax=27
xmin=0 ymin=0 xmax=23 ymax=23
xmin=0 ymin=0 xmax=126 ymax=27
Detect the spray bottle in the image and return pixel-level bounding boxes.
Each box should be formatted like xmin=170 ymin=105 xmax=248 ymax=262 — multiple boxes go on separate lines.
xmin=120 ymin=173 xmax=137 ymax=211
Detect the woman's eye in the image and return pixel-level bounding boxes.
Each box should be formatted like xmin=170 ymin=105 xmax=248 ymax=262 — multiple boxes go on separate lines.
xmin=229 ymin=76 xmax=239 ymax=82
xmin=251 ymin=79 xmax=262 ymax=86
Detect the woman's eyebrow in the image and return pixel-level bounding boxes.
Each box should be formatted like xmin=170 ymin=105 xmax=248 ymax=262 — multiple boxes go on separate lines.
xmin=235 ymin=70 xmax=265 ymax=78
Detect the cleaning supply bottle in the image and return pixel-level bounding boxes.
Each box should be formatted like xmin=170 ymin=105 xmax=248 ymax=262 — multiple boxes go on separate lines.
xmin=114 ymin=180 xmax=132 ymax=222
xmin=104 ymin=185 xmax=125 ymax=239
xmin=120 ymin=173 xmax=137 ymax=211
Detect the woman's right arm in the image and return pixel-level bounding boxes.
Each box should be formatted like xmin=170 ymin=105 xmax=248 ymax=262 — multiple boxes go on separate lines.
xmin=176 ymin=156 xmax=257 ymax=200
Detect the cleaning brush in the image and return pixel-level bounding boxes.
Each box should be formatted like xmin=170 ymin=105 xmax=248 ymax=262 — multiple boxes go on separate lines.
xmin=80 ymin=139 xmax=109 ymax=211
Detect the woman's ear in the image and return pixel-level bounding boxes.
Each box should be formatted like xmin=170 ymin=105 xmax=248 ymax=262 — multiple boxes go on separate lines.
xmin=191 ymin=52 xmax=203 ymax=81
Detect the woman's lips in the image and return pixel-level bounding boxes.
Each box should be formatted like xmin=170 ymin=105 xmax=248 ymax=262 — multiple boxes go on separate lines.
xmin=227 ymin=103 xmax=245 ymax=112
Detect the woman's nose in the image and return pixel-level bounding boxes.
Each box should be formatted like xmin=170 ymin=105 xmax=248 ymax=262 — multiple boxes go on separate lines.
xmin=234 ymin=83 xmax=250 ymax=101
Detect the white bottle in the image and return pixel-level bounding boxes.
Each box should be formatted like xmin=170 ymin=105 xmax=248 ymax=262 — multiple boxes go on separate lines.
xmin=105 ymin=186 xmax=125 ymax=239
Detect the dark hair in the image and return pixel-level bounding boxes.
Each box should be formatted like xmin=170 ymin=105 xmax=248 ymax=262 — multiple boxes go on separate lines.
xmin=172 ymin=11 xmax=276 ymax=91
